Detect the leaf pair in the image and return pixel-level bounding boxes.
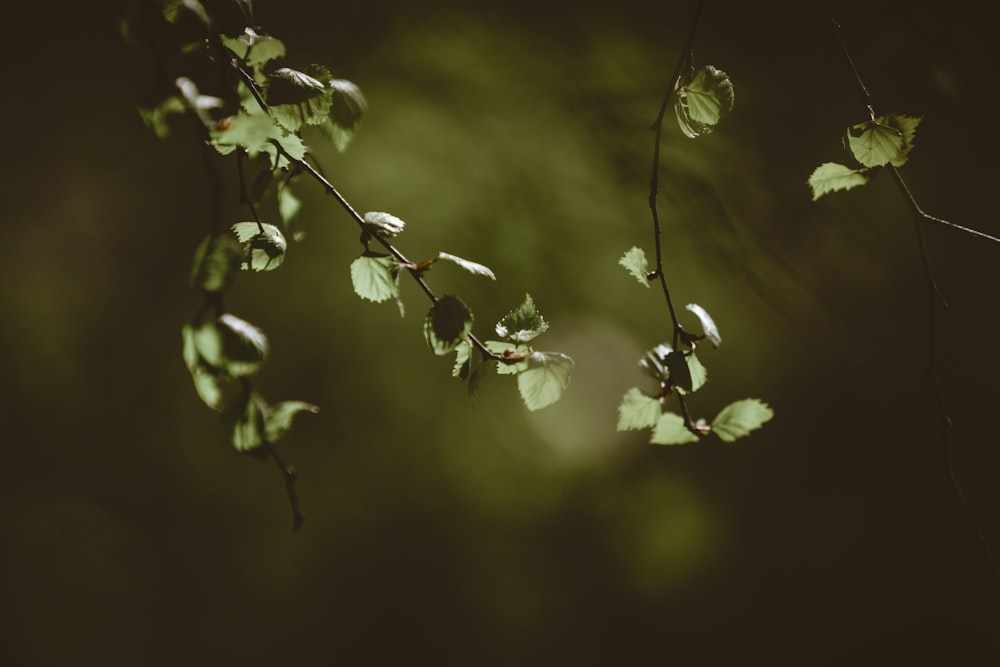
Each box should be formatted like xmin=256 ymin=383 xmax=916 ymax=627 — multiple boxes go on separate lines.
xmin=617 ymin=388 xmax=772 ymax=445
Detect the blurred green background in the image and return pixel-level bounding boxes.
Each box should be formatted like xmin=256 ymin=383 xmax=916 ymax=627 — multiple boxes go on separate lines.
xmin=2 ymin=0 xmax=999 ymax=663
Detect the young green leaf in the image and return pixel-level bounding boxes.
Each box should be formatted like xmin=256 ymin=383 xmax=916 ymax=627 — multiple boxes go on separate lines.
xmin=881 ymin=114 xmax=922 ymax=167
xmin=277 ymin=186 xmax=302 ymax=239
xmin=711 ymin=398 xmax=773 ymax=442
xmin=138 ymin=96 xmax=185 ymax=139
xmin=264 ymin=401 xmax=319 ymax=443
xmin=617 ymin=387 xmax=661 ymax=431
xmin=224 ymin=391 xmax=266 ymax=453
xmin=808 ymin=162 xmax=869 ymax=201
xmin=517 ymin=351 xmax=574 ymax=411
xmin=321 ymin=79 xmax=367 ymax=152
xmin=350 ymin=252 xmax=400 ymax=303
xmin=190 ymin=233 xmax=242 ymax=292
xmin=231 ymin=222 xmax=287 ymax=271
xmin=210 ymin=111 xmax=306 ymax=166
xmin=452 ymin=339 xmax=472 ymax=378
xmin=215 ymin=313 xmax=269 ymax=378
xmin=424 ymin=295 xmax=474 ymax=356
xmin=619 ymin=247 xmax=651 ymax=288
xmin=221 ymin=28 xmax=286 ymax=68
xmin=485 ymin=340 xmax=531 ymax=375
xmin=437 ymin=252 xmax=496 ymax=280
xmin=363 ymin=211 xmax=406 ymax=238
xmin=679 ymin=353 xmax=708 ymax=394
xmin=496 ymin=293 xmax=549 ymax=343
xmin=182 ymin=324 xmax=241 ymax=411
xmin=266 ymin=66 xmax=333 ymax=132
xmin=845 ymin=119 xmax=904 ymax=168
xmin=685 ymin=303 xmax=721 ymax=348
xmin=650 ymin=412 xmax=700 ymax=445
xmin=674 ymin=65 xmax=735 ymax=138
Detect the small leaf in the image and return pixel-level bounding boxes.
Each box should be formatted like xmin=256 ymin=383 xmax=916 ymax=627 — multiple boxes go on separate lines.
xmin=665 ymin=351 xmax=692 ymax=392
xmin=436 ymin=252 xmax=496 ymax=280
xmin=221 ymin=28 xmax=286 ymax=68
xmin=231 ymin=222 xmax=287 ymax=271
xmin=617 ymin=387 xmax=661 ymax=431
xmin=363 ymin=211 xmax=406 ymax=238
xmin=650 ymin=412 xmax=699 ymax=445
xmin=138 ymin=96 xmax=185 ymax=139
xmin=215 ymin=313 xmax=269 ymax=378
xmin=619 ymin=247 xmax=651 ymax=288
xmin=881 ymin=114 xmax=922 ymax=167
xmin=496 ymin=293 xmax=549 ymax=343
xmin=181 ymin=324 xmax=241 ymax=411
xmin=277 ymin=186 xmax=302 ymax=233
xmin=517 ymin=351 xmax=574 ymax=411
xmin=845 ymin=119 xmax=904 ymax=168
xmin=321 ymin=79 xmax=367 ymax=152
xmin=485 ymin=340 xmax=531 ymax=375
xmin=685 ymin=303 xmax=721 ymax=348
xmin=224 ymin=391 xmax=266 ymax=453
xmin=266 ymin=66 xmax=333 ymax=132
xmin=190 ymin=233 xmax=242 ymax=292
xmin=639 ymin=343 xmax=672 ymax=382
xmin=711 ymin=398 xmax=774 ymax=442
xmin=680 ymin=353 xmax=708 ymax=394
xmin=808 ymin=162 xmax=869 ymax=201
xmin=452 ymin=340 xmax=472 ymax=378
xmin=210 ymin=111 xmax=306 ymax=167
xmin=674 ymin=65 xmax=735 ymax=138
xmin=350 ymin=253 xmax=400 ymax=303
xmin=424 ymin=295 xmax=474 ymax=356
xmin=264 ymin=401 xmax=319 ymax=443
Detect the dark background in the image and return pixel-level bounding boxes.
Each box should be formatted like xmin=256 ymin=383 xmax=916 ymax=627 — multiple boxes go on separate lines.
xmin=2 ymin=0 xmax=998 ymax=663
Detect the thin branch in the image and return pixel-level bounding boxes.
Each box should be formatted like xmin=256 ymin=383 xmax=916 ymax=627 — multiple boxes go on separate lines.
xmin=263 ymin=440 xmax=304 ymax=532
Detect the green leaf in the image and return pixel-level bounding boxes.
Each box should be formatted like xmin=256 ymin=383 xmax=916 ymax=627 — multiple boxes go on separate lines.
xmin=276 ymin=186 xmax=305 ymax=241
xmin=215 ymin=313 xmax=269 ymax=378
xmin=209 ymin=110 xmax=306 ymax=167
xmin=424 ymin=295 xmax=474 ymax=356
xmin=363 ymin=211 xmax=406 ymax=238
xmin=350 ymin=253 xmax=400 ymax=304
xmin=674 ymin=65 xmax=735 ymax=138
xmin=231 ymin=222 xmax=287 ymax=271
xmin=881 ymin=114 xmax=922 ymax=167
xmin=264 ymin=400 xmax=319 ymax=443
xmin=266 ymin=66 xmax=333 ymax=132
xmin=845 ymin=119 xmax=904 ymax=168
xmin=617 ymin=387 xmax=661 ymax=431
xmin=650 ymin=412 xmax=700 ymax=445
xmin=138 ymin=96 xmax=185 ymax=139
xmin=619 ymin=246 xmax=651 ymax=288
xmin=190 ymin=233 xmax=242 ymax=292
xmin=711 ymin=399 xmax=774 ymax=442
xmin=808 ymin=162 xmax=869 ymax=201
xmin=517 ymin=351 xmax=574 ymax=411
xmin=685 ymin=303 xmax=721 ymax=348
xmin=665 ymin=351 xmax=692 ymax=392
xmin=436 ymin=252 xmax=496 ymax=280
xmin=320 ymin=79 xmax=367 ymax=151
xmin=224 ymin=391 xmax=266 ymax=453
xmin=496 ymin=293 xmax=549 ymax=343
xmin=181 ymin=324 xmax=241 ymax=411
xmin=485 ymin=340 xmax=531 ymax=375
xmin=679 ymin=353 xmax=708 ymax=394
xmin=221 ymin=28 xmax=286 ymax=68
xmin=452 ymin=340 xmax=472 ymax=378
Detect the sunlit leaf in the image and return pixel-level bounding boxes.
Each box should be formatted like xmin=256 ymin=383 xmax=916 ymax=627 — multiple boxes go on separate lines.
xmin=496 ymin=293 xmax=549 ymax=343
xmin=881 ymin=114 xmax=922 ymax=167
xmin=617 ymin=387 xmax=661 ymax=431
xmin=711 ymin=398 xmax=774 ymax=442
xmin=215 ymin=313 xmax=269 ymax=378
xmin=424 ymin=295 xmax=473 ymax=356
xmin=517 ymin=351 xmax=574 ymax=411
xmin=808 ymin=162 xmax=869 ymax=201
xmin=674 ymin=65 xmax=734 ymax=138
xmin=231 ymin=222 xmax=287 ymax=271
xmin=619 ymin=246 xmax=651 ymax=288
xmin=846 ymin=119 xmax=904 ymax=168
xmin=182 ymin=324 xmax=241 ymax=411
xmin=684 ymin=303 xmax=721 ymax=348
xmin=639 ymin=343 xmax=672 ymax=382
xmin=190 ymin=233 xmax=242 ymax=292
xmin=321 ymin=79 xmax=367 ymax=152
xmin=485 ymin=340 xmax=531 ymax=375
xmin=437 ymin=252 xmax=496 ymax=280
xmin=363 ymin=211 xmax=405 ymax=238
xmin=350 ymin=252 xmax=400 ymax=303
xmin=650 ymin=412 xmax=699 ymax=445
xmin=277 ymin=186 xmax=304 ymax=240
xmin=678 ymin=353 xmax=707 ymax=394
xmin=221 ymin=28 xmax=286 ymax=68
xmin=452 ymin=339 xmax=472 ymax=378
xmin=266 ymin=66 xmax=333 ymax=132
xmin=264 ymin=400 xmax=319 ymax=443
xmin=138 ymin=96 xmax=185 ymax=139
xmin=210 ymin=110 xmax=306 ymax=167
xmin=224 ymin=391 xmax=266 ymax=453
